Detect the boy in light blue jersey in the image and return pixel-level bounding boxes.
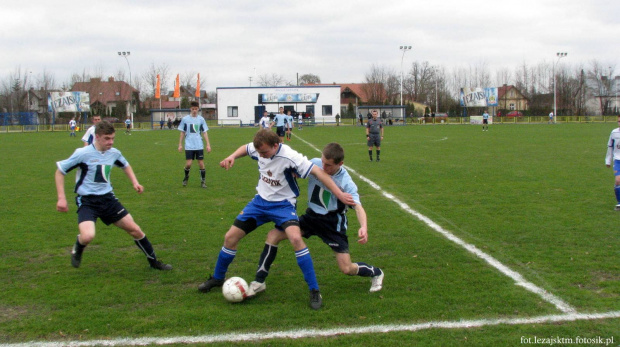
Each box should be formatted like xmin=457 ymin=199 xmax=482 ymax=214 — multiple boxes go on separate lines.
xmin=55 ymin=121 xmax=172 ymax=270
xmin=271 ymin=106 xmax=288 ymax=142
xmin=124 ymin=116 xmax=132 ymax=135
xmin=197 ymin=130 xmax=355 ymax=310
xmin=285 ymin=110 xmax=294 ymax=141
xmin=248 ymin=142 xmax=384 ymax=297
xmin=178 ymin=101 xmax=211 ymax=188
xmin=605 ymin=115 xmax=620 ymax=210
xmin=482 ymin=111 xmax=490 ymax=131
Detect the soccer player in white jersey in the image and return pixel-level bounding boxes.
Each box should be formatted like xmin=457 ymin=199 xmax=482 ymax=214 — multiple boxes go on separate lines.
xmin=248 ymin=142 xmax=384 ymax=297
xmin=55 ymin=121 xmax=172 ymax=270
xmin=178 ymin=101 xmax=211 ymax=188
xmin=69 ymin=117 xmax=77 ymax=137
xmin=198 ymin=130 xmax=355 ymax=310
xmin=259 ymin=110 xmax=271 ymax=129
xmin=605 ymin=115 xmax=620 ymax=210
xmin=81 ymin=115 xmax=101 ymax=146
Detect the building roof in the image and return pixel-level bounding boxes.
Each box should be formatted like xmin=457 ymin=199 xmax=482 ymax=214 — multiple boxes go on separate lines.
xmin=71 ymin=77 xmax=138 ymax=105
xmin=304 ymin=83 xmax=384 ymax=103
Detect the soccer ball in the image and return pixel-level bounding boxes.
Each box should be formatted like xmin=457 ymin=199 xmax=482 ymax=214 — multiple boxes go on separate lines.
xmin=222 ymin=277 xmax=249 ymax=303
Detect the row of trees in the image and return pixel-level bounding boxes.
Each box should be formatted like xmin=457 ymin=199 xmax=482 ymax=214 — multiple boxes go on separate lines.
xmin=1 ymin=59 xmax=617 ymax=119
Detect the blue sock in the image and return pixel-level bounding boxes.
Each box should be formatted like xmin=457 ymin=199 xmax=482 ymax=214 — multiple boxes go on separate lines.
xmin=355 ymin=262 xmax=382 ymax=277
xmin=295 ymin=248 xmax=318 ymax=291
xmin=214 ymin=247 xmax=236 ymax=280
xmin=614 ymin=186 xmax=620 ymax=204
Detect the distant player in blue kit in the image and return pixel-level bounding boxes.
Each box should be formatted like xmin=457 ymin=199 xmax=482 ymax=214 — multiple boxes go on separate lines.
xmin=197 ymin=130 xmax=355 ymax=310
xmin=285 ymin=110 xmax=294 ymax=141
xmin=605 ymin=115 xmax=620 ymax=210
xmin=272 ymin=106 xmax=288 ymax=143
xmin=55 ymin=121 xmax=172 ymax=270
xmin=178 ymin=101 xmax=211 ymax=188
xmin=124 ymin=116 xmax=132 ymax=135
xmin=247 ymin=142 xmax=384 ymax=297
xmin=482 ymin=110 xmax=490 ymax=131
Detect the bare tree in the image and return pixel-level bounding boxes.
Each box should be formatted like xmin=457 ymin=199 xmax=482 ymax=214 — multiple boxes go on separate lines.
xmin=362 ymin=64 xmax=391 ymax=104
xmin=257 ymin=73 xmax=292 ymax=87
xmin=587 ymin=60 xmax=616 ymax=115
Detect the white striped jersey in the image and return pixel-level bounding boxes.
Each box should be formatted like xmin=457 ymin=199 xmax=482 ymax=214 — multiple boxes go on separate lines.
xmin=606 ymin=128 xmax=620 ymax=165
xmin=247 ymin=142 xmax=314 ymax=205
xmin=56 ymin=144 xmax=129 ymax=196
xmin=307 ymin=158 xmax=360 ymax=215
xmin=81 ymin=125 xmax=96 ymax=145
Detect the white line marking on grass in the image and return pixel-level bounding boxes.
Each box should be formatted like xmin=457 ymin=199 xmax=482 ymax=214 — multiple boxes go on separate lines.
xmin=4 ymin=311 xmax=619 ymax=346
xmin=295 ymin=136 xmax=577 ymax=314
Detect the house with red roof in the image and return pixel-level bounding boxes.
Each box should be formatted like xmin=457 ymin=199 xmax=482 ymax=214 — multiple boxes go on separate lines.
xmin=71 ymin=77 xmax=138 ymax=118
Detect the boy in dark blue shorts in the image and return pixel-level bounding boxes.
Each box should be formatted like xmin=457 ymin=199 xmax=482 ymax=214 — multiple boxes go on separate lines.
xmin=55 ymin=121 xmax=172 ymax=270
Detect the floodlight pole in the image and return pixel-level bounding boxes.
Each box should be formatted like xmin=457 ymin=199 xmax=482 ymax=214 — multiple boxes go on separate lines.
xmin=553 ymin=52 xmax=567 ymax=123
xmin=117 ymin=51 xmax=132 ymax=86
xmin=400 ymin=45 xmax=412 ymax=107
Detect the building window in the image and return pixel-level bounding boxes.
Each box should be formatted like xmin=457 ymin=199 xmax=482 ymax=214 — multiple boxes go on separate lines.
xmin=322 ymin=105 xmax=332 ymax=116
xmin=509 ymin=103 xmax=515 ymax=110
xmin=227 ymin=106 xmax=238 ymax=117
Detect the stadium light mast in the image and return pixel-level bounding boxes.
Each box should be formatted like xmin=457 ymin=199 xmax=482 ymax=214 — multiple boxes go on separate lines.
xmin=400 ymin=45 xmax=412 ymax=107
xmin=553 ymin=52 xmax=567 ymax=123
xmin=117 ymin=51 xmax=132 ymax=86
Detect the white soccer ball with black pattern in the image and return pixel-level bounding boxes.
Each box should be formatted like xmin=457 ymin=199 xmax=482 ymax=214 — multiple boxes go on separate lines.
xmin=222 ymin=277 xmax=249 ymax=302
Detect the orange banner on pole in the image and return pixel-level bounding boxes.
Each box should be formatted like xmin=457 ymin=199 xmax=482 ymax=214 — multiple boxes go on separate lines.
xmin=155 ymin=74 xmax=161 ymax=99
xmin=195 ymin=73 xmax=201 ymax=98
xmin=173 ymin=74 xmax=180 ymax=98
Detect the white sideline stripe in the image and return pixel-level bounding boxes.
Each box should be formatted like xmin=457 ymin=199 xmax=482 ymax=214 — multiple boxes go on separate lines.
xmin=4 ymin=311 xmax=619 ymax=347
xmin=296 ymin=136 xmax=577 ymax=314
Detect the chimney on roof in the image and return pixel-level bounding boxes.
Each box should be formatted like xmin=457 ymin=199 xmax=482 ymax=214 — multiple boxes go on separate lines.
xmin=91 ymin=77 xmax=102 ymax=83
xmin=108 ymin=77 xmax=115 ymax=82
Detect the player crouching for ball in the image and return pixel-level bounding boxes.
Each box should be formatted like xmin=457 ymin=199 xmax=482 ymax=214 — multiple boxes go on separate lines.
xmin=55 ymin=120 xmax=172 ymax=271
xmin=197 ymin=130 xmax=355 ymax=310
xmin=248 ymin=142 xmax=384 ymax=297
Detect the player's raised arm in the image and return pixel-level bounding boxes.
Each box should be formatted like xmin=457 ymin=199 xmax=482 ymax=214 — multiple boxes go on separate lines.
xmin=220 ymin=145 xmax=248 ymax=170
xmin=309 ymin=165 xmax=354 ymax=206
xmin=55 ymin=169 xmax=68 ymax=212
xmin=122 ymin=165 xmax=144 ymax=193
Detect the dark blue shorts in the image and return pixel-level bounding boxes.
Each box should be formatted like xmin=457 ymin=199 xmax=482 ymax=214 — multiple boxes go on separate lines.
xmin=276 ymin=126 xmax=285 ymax=137
xmin=76 ymin=193 xmax=129 ymax=225
xmin=300 ymin=209 xmax=349 ymax=253
xmin=185 ymin=150 xmax=205 ymax=160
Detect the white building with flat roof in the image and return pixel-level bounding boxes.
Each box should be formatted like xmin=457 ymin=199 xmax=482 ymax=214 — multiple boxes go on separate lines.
xmin=216 ymin=85 xmax=341 ymax=125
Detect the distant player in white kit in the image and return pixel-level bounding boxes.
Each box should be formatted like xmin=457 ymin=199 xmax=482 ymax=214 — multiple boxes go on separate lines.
xmin=605 ymin=115 xmax=620 ymax=210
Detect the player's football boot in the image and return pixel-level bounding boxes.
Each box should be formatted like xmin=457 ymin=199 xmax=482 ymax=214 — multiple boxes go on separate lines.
xmin=615 ymin=204 xmax=620 ymax=211
xmin=309 ymin=289 xmax=322 ymax=310
xmin=149 ymin=259 xmax=173 ymax=270
xmin=182 ymin=178 xmax=188 ymax=187
xmin=198 ymin=275 xmax=225 ymax=293
xmin=370 ymin=269 xmax=384 ymax=292
xmin=201 ymin=181 xmax=207 ymax=189
xmin=71 ymin=250 xmax=82 ymax=268
xmin=246 ymin=281 xmax=266 ymax=297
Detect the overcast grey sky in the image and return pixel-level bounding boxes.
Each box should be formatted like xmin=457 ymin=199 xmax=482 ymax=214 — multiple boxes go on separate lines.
xmin=3 ymin=0 xmax=619 ymax=90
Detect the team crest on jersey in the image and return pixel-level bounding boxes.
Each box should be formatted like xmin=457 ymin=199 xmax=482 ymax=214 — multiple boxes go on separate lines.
xmin=191 ymin=124 xmax=200 ymax=133
xmin=267 ymin=170 xmax=272 ymax=177
xmin=94 ymin=165 xmax=112 ymax=183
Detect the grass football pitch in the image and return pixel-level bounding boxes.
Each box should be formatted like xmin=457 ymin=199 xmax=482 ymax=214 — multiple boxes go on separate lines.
xmin=0 ymin=123 xmax=618 ymax=346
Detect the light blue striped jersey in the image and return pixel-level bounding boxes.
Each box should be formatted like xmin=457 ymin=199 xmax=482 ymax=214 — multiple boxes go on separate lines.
xmin=178 ymin=115 xmax=209 ymax=150
xmin=56 ymin=145 xmax=129 ymax=196
xmin=307 ymin=158 xmax=360 ymax=215
xmin=273 ymin=113 xmax=287 ymax=127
